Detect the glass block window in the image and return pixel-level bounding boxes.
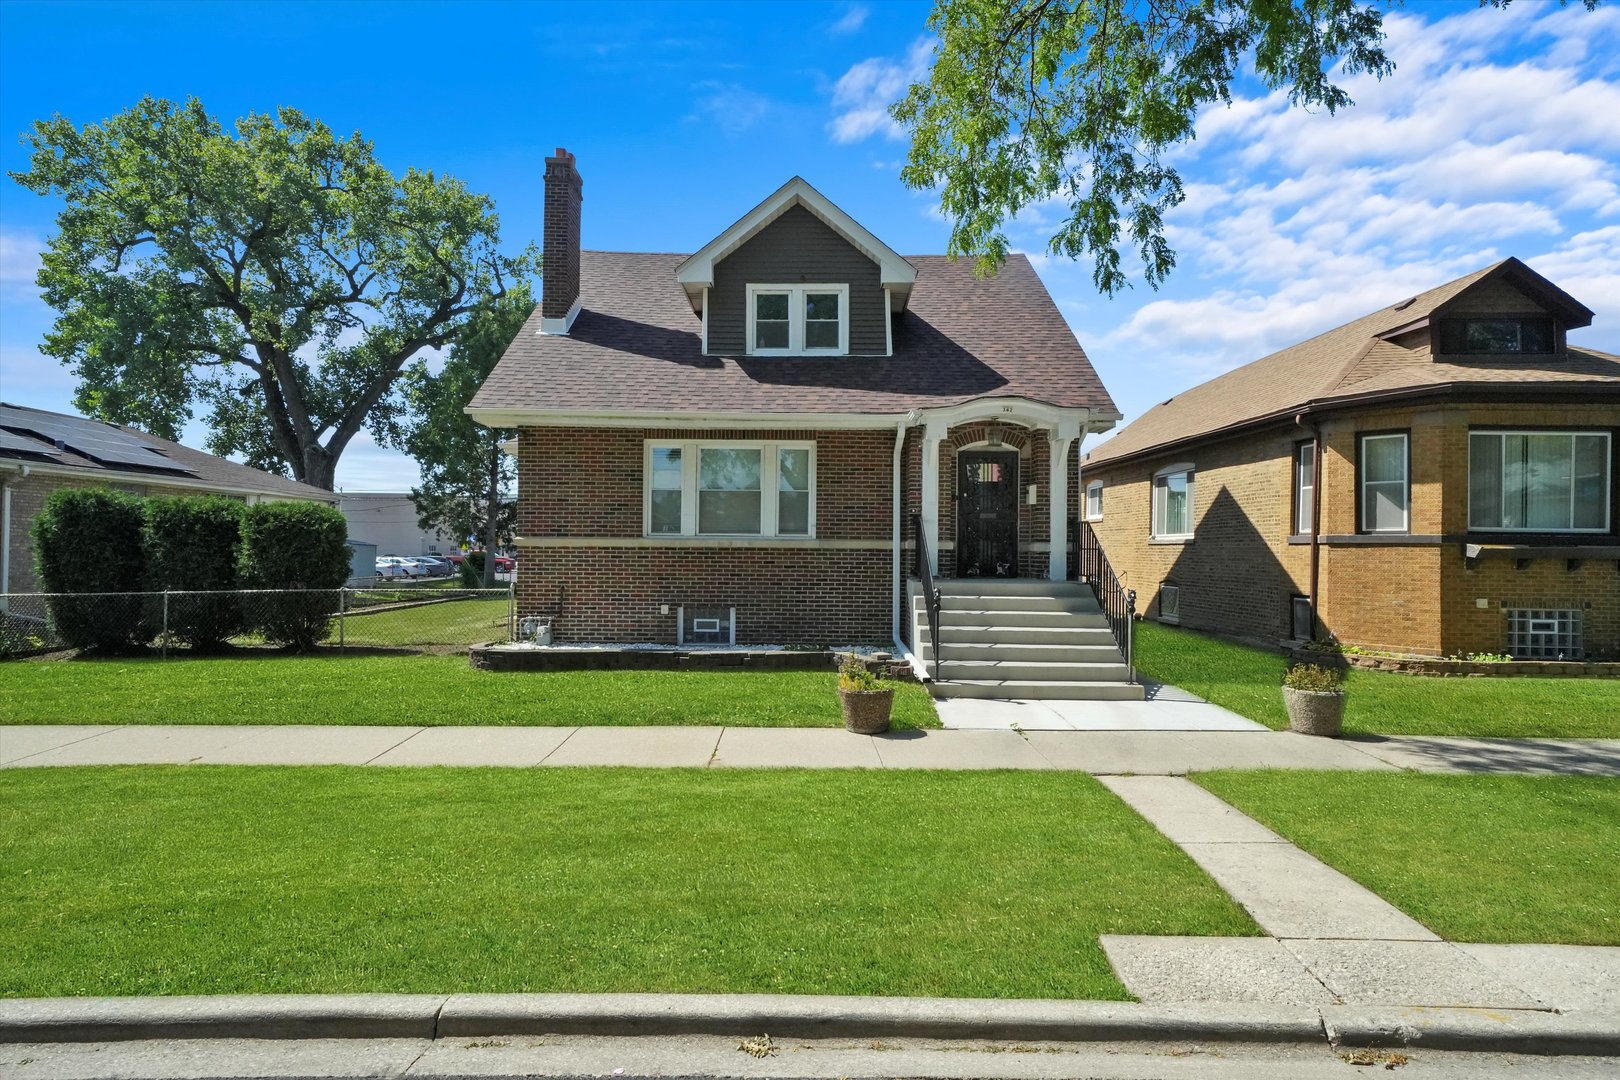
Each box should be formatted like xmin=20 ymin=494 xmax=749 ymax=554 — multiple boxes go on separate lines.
xmin=1507 ymin=609 xmax=1583 ymax=660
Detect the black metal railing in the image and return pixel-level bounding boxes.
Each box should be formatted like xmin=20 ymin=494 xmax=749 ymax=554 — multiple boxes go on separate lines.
xmin=1071 ymin=518 xmax=1137 ymax=682
xmin=912 ymin=511 xmax=943 ymax=682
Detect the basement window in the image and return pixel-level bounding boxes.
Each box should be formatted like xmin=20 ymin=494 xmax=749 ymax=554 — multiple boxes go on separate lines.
xmin=678 ymin=606 xmax=736 ymax=646
xmin=1507 ymin=609 xmax=1582 ymax=660
xmin=1159 ymin=584 xmax=1181 ymax=624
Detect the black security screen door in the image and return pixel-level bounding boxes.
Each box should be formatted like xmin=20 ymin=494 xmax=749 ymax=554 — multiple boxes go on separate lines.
xmin=956 ymin=450 xmax=1020 ymax=576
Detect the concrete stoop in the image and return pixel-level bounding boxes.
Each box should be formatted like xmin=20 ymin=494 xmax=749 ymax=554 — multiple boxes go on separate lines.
xmin=913 ymin=578 xmax=1144 ymax=701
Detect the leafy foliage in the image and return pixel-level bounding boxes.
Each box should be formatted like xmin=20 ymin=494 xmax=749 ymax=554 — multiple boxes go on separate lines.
xmin=30 ymin=487 xmax=151 ymax=652
xmin=142 ymin=496 xmax=246 ymax=650
xmin=458 ymin=551 xmax=488 ymax=588
xmin=11 ymin=97 xmax=538 ymax=488
xmin=894 ymin=0 xmax=1393 ymax=294
xmin=398 ymin=286 xmax=530 ymax=576
xmin=236 ymin=501 xmax=350 ymax=649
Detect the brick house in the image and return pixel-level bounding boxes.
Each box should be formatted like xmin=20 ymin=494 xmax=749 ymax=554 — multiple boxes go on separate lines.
xmin=1082 ymin=259 xmax=1619 ymax=661
xmin=469 ymin=152 xmax=1141 ymax=698
xmin=1 ymin=402 xmax=337 ymax=594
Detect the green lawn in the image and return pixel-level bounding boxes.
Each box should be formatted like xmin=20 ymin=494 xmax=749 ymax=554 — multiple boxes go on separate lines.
xmin=1135 ymin=622 xmax=1620 ymax=738
xmin=0 ymin=767 xmax=1258 ymax=999
xmin=1196 ymin=771 xmax=1620 ymax=945
xmin=0 ymin=656 xmax=939 ymax=728
xmin=337 ymin=596 xmax=510 ymax=648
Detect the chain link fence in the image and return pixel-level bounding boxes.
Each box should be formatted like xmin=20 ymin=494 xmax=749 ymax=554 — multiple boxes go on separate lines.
xmin=0 ymin=585 xmax=515 ymax=659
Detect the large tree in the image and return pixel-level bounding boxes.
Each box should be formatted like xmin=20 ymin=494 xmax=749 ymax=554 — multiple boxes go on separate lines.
xmin=12 ymin=96 xmax=537 ymax=489
xmin=893 ymin=0 xmax=1593 ymax=296
xmin=399 ymin=286 xmax=532 ymax=585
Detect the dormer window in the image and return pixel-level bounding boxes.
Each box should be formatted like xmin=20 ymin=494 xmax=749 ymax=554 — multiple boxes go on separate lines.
xmin=1438 ymin=317 xmax=1554 ymax=355
xmin=747 ymin=284 xmax=848 ymax=355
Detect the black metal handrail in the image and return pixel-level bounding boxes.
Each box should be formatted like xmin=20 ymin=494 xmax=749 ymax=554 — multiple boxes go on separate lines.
xmin=912 ymin=511 xmax=942 ymax=682
xmin=1071 ymin=518 xmax=1137 ymax=682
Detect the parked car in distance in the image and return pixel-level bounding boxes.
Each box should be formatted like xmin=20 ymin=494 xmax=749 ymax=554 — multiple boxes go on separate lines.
xmin=375 ymin=557 xmax=410 ymax=580
xmin=379 ymin=556 xmax=430 ymax=579
xmin=408 ymin=555 xmax=453 ymax=577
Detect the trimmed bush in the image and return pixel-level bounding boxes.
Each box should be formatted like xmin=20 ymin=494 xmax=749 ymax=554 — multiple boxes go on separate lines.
xmin=458 ymin=551 xmax=486 ymax=587
xmin=30 ymin=486 xmax=151 ymax=652
xmin=143 ymin=495 xmax=246 ymax=650
xmin=237 ymin=501 xmax=350 ymax=649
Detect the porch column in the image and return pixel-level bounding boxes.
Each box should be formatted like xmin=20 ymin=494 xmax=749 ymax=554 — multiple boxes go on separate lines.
xmin=919 ymin=419 xmax=947 ymax=574
xmin=1047 ymin=417 xmax=1083 ymax=580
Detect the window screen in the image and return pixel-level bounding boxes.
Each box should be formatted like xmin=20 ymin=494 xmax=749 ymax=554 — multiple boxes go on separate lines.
xmin=1360 ymin=434 xmax=1409 ymax=533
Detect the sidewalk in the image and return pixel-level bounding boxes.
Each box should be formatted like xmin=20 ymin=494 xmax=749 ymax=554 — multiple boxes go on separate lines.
xmin=3 ymin=723 xmax=1618 ymax=773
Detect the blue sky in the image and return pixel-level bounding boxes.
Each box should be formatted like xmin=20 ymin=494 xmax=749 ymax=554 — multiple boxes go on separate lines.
xmin=1 ymin=0 xmax=1616 ymax=490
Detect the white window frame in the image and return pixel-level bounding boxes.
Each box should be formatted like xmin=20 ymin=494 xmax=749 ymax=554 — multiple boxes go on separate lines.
xmin=745 ymin=283 xmax=850 ymax=356
xmin=1467 ymin=429 xmax=1612 ymax=534
xmin=1293 ymin=441 xmax=1315 ymax=536
xmin=1358 ymin=433 xmax=1410 ymax=534
xmin=643 ymin=439 xmax=816 ymax=539
xmin=1085 ymin=480 xmax=1104 ymax=521
xmin=1150 ymin=465 xmax=1195 ymax=541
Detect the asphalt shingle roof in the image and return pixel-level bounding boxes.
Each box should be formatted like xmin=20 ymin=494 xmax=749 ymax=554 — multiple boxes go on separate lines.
xmin=1085 ymin=259 xmax=1619 ymax=466
xmin=470 ymin=251 xmax=1119 ymax=417
xmin=0 ymin=402 xmax=338 ymax=502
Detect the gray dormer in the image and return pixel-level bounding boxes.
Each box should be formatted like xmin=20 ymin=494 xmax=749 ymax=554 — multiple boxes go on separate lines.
xmin=675 ymin=177 xmax=916 ymax=358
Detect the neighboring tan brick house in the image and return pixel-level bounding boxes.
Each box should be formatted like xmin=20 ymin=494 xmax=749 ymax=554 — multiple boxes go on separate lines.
xmin=468 ymin=151 xmax=1122 ymax=647
xmin=1082 ymin=259 xmax=1620 ymax=661
xmin=1 ymin=402 xmax=337 ymax=594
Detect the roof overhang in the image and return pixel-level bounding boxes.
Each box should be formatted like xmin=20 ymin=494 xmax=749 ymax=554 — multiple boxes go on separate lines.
xmin=0 ymin=458 xmax=339 ymax=503
xmin=673 ymin=177 xmax=917 ymax=315
xmin=1432 ymin=256 xmax=1597 ymax=328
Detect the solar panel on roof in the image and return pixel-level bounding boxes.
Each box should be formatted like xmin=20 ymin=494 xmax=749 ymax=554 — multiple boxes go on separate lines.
xmin=0 ymin=413 xmax=197 ymax=476
xmin=0 ymin=427 xmax=72 ymax=462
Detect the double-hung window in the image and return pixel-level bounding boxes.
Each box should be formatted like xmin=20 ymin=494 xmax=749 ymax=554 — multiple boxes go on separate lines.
xmin=1293 ymin=441 xmax=1315 ymax=535
xmin=746 ymin=284 xmax=849 ymax=355
xmin=1085 ymin=480 xmax=1103 ymax=521
xmin=1359 ymin=433 xmax=1409 ymax=534
xmin=645 ymin=440 xmax=815 ymax=538
xmin=1468 ymin=431 xmax=1611 ymax=533
xmin=1151 ymin=468 xmax=1194 ymax=540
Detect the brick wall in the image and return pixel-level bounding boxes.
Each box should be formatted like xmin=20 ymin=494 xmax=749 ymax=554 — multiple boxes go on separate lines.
xmin=1085 ymin=400 xmax=1619 ymax=658
xmin=513 ymin=426 xmax=896 ymax=644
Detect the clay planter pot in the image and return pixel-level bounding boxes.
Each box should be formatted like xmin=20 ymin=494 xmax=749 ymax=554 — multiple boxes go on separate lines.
xmin=1283 ymin=686 xmax=1346 ymax=737
xmin=839 ymin=687 xmax=893 ymax=734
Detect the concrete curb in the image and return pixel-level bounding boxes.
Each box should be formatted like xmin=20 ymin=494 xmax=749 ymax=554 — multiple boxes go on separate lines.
xmin=2 ymin=993 xmax=1615 ymax=1057
xmin=434 ymin=993 xmax=1325 ymax=1044
xmin=0 ymin=994 xmax=448 ymax=1044
xmin=1324 ymin=1005 xmax=1620 ymax=1057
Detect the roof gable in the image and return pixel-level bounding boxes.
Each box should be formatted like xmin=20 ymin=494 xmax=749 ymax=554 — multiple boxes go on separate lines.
xmin=674 ymin=177 xmax=916 ymax=312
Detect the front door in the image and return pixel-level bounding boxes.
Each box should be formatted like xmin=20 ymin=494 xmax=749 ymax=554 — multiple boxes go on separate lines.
xmin=956 ymin=450 xmax=1019 ymax=576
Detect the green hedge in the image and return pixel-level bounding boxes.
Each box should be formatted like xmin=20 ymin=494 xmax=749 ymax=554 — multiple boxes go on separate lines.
xmin=458 ymin=551 xmax=486 ymax=587
xmin=30 ymin=487 xmax=151 ymax=652
xmin=143 ymin=496 xmax=246 ymax=650
xmin=237 ymin=501 xmax=350 ymax=649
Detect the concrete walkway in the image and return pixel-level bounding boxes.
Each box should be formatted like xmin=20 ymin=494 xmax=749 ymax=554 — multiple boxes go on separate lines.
xmin=4 ymin=724 xmax=1619 ymax=773
xmin=1096 ymin=775 xmax=1620 ymax=1015
xmin=934 ymin=682 xmax=1266 ymax=732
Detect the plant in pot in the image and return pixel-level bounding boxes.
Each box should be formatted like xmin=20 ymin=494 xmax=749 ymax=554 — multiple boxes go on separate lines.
xmin=1282 ymin=663 xmax=1347 ymax=737
xmin=837 ymin=657 xmax=894 ymax=734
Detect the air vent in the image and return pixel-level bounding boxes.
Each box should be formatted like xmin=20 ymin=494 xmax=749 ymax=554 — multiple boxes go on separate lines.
xmin=1392 ymin=296 xmax=1416 ymax=311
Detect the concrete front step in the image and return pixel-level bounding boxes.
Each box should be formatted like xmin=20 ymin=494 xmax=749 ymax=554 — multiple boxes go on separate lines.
xmin=931 ymin=660 xmax=1132 ymax=682
xmin=931 ymin=593 xmax=1103 ymax=614
xmin=936 ymin=625 xmax=1120 ymax=646
xmin=931 ymin=679 xmax=1147 ymax=701
xmin=919 ymin=609 xmax=1111 ymax=629
xmin=926 ymin=642 xmax=1125 ymax=663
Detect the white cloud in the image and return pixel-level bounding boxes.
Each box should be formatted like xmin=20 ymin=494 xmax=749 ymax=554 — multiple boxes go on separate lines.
xmin=830 ymin=4 xmax=868 ymax=36
xmin=687 ymin=81 xmax=773 ymax=135
xmin=827 ymin=37 xmax=932 ymax=144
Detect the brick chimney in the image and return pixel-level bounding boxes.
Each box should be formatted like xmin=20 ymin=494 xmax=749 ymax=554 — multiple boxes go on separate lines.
xmin=541 ymin=147 xmax=583 ymax=332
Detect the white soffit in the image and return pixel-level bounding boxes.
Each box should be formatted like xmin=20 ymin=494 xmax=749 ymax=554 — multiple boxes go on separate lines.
xmin=674 ymin=177 xmax=916 ymax=312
